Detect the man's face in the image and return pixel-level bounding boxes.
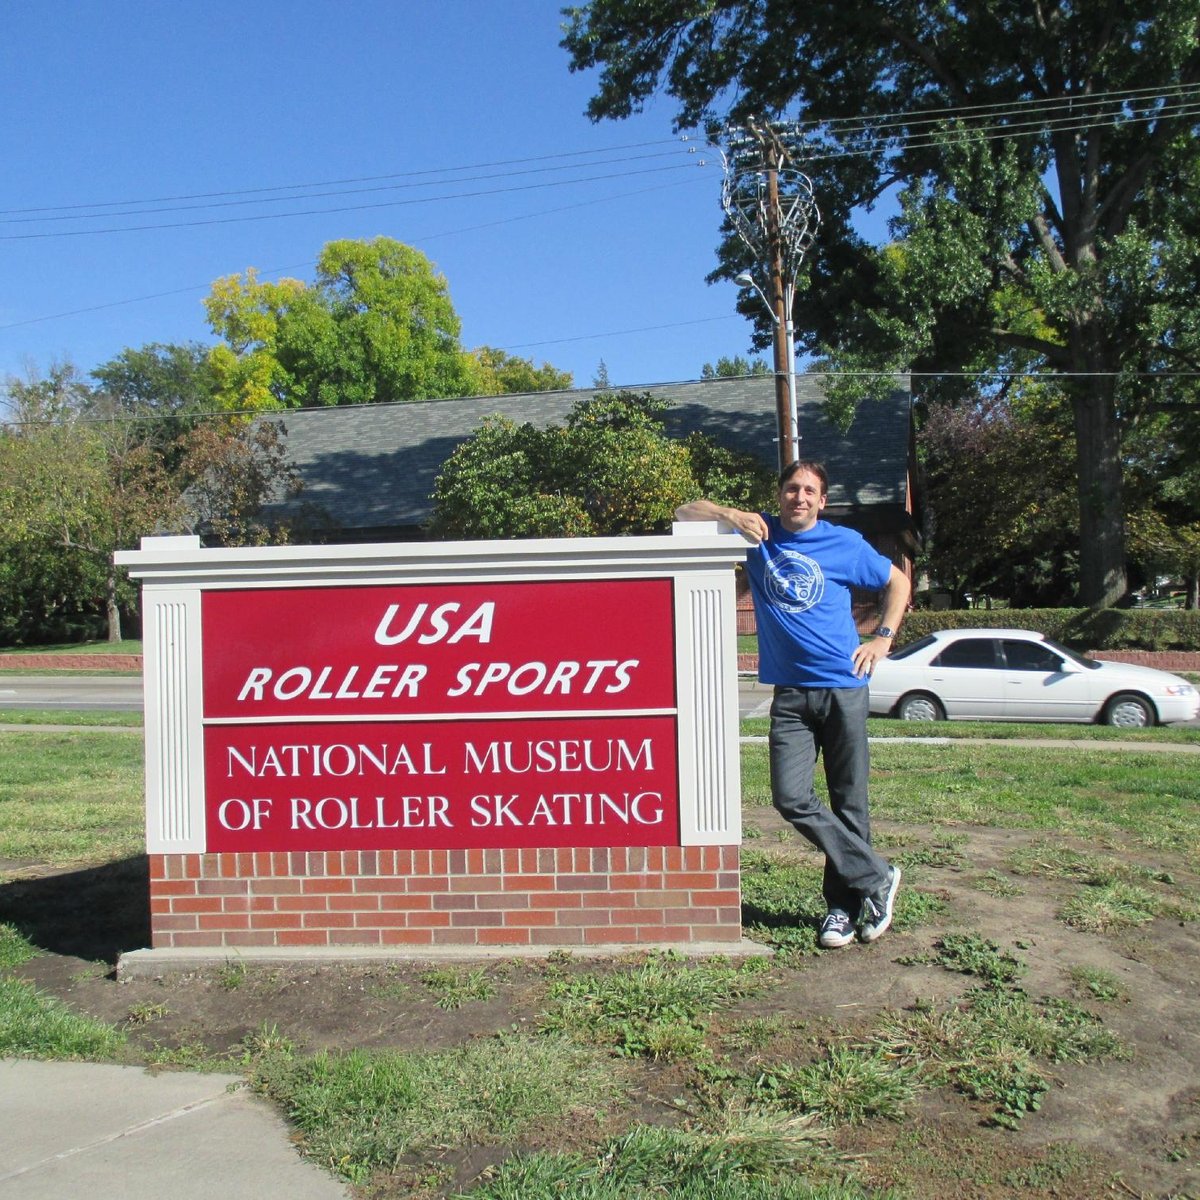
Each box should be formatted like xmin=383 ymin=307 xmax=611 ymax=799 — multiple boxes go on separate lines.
xmin=778 ymin=468 xmax=826 ymax=532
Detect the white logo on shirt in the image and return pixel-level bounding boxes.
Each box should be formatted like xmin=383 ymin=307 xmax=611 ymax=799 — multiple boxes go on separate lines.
xmin=764 ymin=548 xmax=825 ymax=613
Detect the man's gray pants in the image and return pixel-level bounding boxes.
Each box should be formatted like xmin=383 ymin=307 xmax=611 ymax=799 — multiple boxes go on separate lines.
xmin=768 ymin=684 xmax=890 ymax=915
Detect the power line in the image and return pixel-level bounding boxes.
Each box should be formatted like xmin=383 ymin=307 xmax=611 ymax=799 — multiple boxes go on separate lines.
xmin=0 ymin=138 xmax=683 ymax=217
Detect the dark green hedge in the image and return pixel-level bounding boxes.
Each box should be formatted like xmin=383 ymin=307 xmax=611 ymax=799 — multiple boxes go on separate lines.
xmin=896 ymin=608 xmax=1200 ymax=652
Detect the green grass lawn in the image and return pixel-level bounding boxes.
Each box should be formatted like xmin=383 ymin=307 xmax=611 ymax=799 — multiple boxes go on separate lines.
xmin=2 ymin=717 xmax=1199 ymax=1198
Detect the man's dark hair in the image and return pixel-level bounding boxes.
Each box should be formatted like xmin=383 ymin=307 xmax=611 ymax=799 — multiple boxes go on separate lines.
xmin=779 ymin=459 xmax=828 ymax=497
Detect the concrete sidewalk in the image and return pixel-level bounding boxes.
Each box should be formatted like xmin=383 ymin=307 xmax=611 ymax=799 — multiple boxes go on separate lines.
xmin=0 ymin=1059 xmax=348 ymax=1199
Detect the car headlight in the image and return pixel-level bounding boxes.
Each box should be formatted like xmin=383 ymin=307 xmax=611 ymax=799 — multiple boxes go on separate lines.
xmin=1163 ymin=684 xmax=1196 ymax=697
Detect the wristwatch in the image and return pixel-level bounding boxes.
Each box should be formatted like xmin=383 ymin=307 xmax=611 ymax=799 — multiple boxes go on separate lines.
xmin=875 ymin=626 xmax=895 ymax=639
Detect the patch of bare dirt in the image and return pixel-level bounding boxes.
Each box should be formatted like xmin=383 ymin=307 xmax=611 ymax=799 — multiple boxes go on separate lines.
xmin=2 ymin=815 xmax=1199 ymax=1200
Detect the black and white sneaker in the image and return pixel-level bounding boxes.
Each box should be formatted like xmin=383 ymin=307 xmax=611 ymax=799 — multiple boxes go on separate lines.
xmin=858 ymin=865 xmax=901 ymax=943
xmin=818 ymin=909 xmax=856 ymax=948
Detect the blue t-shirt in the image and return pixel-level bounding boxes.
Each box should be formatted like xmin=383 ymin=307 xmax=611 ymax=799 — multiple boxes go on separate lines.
xmin=745 ymin=516 xmax=893 ymax=689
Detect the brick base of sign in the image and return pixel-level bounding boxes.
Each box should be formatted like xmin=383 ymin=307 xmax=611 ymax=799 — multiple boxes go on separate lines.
xmin=148 ymin=845 xmax=743 ymax=950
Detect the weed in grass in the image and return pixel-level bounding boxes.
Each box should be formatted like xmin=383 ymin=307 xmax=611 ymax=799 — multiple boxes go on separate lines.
xmin=928 ymin=933 xmax=1025 ymax=986
xmin=723 ymin=1014 xmax=791 ymax=1053
xmin=755 ymin=1045 xmax=916 ymax=1126
xmin=1058 ymin=881 xmax=1160 ymax=932
xmin=0 ymin=922 xmax=37 ymax=969
xmin=248 ymin=1032 xmax=622 ymax=1185
xmin=971 ymin=870 xmax=1025 ymax=898
xmin=956 ymin=1046 xmax=1048 ymax=1128
xmin=420 ymin=965 xmax=496 ymax=1009
xmin=458 ymin=1115 xmax=862 ymax=1200
xmin=539 ymin=954 xmax=769 ymax=1061
xmin=1000 ymin=1142 xmax=1092 ymax=1189
xmin=144 ymin=1040 xmax=227 ymax=1070
xmin=0 ymin=975 xmax=126 ymax=1059
xmin=125 ymin=1001 xmax=169 ymax=1025
xmin=889 ymin=839 xmax=968 ymax=870
xmin=216 ymin=960 xmax=248 ymax=990
xmin=1067 ymin=965 xmax=1128 ymax=1003
xmin=873 ymin=985 xmax=1125 ymax=1127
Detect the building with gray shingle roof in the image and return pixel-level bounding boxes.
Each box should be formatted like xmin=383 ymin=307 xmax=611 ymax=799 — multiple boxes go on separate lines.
xmin=263 ymin=373 xmax=916 ymax=555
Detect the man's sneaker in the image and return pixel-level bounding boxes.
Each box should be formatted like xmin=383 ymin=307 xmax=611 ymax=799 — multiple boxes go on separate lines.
xmin=818 ymin=909 xmax=856 ymax=948
xmin=858 ymin=865 xmax=901 ymax=943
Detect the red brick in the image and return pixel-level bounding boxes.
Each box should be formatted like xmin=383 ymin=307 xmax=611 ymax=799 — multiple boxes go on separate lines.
xmin=585 ymin=926 xmax=639 ymax=944
xmin=557 ymin=909 xmax=612 ymax=927
xmin=302 ymin=912 xmax=351 ymax=928
xmin=476 ymin=893 xmax=527 ymax=910
xmin=609 ymin=873 xmax=663 ymax=890
xmin=698 ymin=890 xmax=741 ymax=907
xmin=450 ymin=874 xmax=501 ymax=893
xmin=250 ymin=878 xmax=303 ymax=895
xmin=558 ymin=874 xmax=609 ymax=892
xmin=477 ymin=927 xmax=529 ymax=946
xmin=530 ymin=892 xmax=582 ymax=910
xmin=634 ymin=890 xmax=689 ymax=908
xmin=376 ymin=894 xmax=432 ymax=912
xmin=450 ymin=910 xmax=502 ymax=927
xmin=429 ymin=928 xmax=481 ymax=946
xmin=276 ymin=930 xmax=331 ymax=946
xmin=153 ymin=880 xmax=199 ymax=896
xmin=504 ymin=910 xmax=557 ymax=928
xmin=164 ymin=931 xmax=224 ymax=947
xmin=432 ymin=894 xmax=478 ymax=911
xmin=278 ymin=894 xmax=326 ymax=912
xmin=198 ymin=913 xmax=249 ymax=930
xmin=404 ymin=876 xmax=451 ymax=893
xmin=303 ymin=877 xmax=354 ymax=894
xmin=609 ymin=907 xmax=664 ymax=926
xmin=330 ymin=893 xmax=382 ymax=911
xmin=380 ymin=929 xmax=434 ymax=945
xmin=671 ymin=872 xmax=719 ymax=889
xmin=503 ymin=874 xmax=554 ymax=892
xmin=223 ymin=930 xmax=278 ymax=946
xmin=255 ymin=913 xmax=304 ymax=929
xmin=529 ymin=927 xmax=584 ymax=945
xmin=154 ymin=914 xmax=198 ymax=931
xmin=407 ymin=912 xmax=453 ymax=928
xmin=197 ymin=879 xmax=250 ymax=897
xmin=329 ymin=928 xmax=381 ymax=945
xmin=169 ymin=896 xmax=223 ymax=915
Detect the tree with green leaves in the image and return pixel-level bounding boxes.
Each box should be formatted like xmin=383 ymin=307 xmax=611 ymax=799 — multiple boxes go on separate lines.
xmin=203 ymin=237 xmax=481 ymax=411
xmin=429 ymin=390 xmax=773 ymax=540
xmin=700 ymin=355 xmax=770 ymax=379
xmin=469 ymin=346 xmax=573 ymax=394
xmin=0 ymin=364 xmax=180 ymax=641
xmin=563 ymin=1 xmax=1200 ymax=608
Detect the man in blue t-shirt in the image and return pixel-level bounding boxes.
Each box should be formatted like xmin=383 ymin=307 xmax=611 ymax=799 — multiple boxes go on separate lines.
xmin=677 ymin=459 xmax=911 ymax=948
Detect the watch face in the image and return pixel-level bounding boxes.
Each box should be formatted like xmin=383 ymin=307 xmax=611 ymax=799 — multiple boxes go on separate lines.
xmin=877 ymin=627 xmax=894 ymax=638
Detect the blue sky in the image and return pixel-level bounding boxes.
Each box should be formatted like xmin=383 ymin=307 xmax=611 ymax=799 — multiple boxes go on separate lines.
xmin=0 ymin=0 xmax=793 ymax=394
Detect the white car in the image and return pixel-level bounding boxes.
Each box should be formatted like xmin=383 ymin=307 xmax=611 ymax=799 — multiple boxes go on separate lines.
xmin=869 ymin=628 xmax=1200 ymax=727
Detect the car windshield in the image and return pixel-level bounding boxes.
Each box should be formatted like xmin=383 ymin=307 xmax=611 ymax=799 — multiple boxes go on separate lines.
xmin=1042 ymin=637 xmax=1101 ymax=670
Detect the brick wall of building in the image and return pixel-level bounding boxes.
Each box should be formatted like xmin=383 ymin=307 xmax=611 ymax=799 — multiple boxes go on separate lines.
xmin=148 ymin=845 xmax=743 ymax=950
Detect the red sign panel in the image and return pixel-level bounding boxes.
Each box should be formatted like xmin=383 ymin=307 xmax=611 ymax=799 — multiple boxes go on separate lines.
xmin=199 ymin=580 xmax=679 ymax=852
xmin=204 ymin=716 xmax=678 ymax=851
xmin=202 ymin=579 xmax=676 ymax=719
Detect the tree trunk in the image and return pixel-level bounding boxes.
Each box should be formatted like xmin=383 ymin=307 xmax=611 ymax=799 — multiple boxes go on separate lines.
xmin=1070 ymin=373 xmax=1127 ymax=609
xmin=105 ymin=567 xmax=123 ymax=643
xmin=1186 ymin=572 xmax=1198 ymax=611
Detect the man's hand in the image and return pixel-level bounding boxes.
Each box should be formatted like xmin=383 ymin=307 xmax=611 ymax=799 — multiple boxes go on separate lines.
xmin=675 ymin=500 xmax=768 ymax=545
xmin=852 ymin=636 xmax=893 ymax=678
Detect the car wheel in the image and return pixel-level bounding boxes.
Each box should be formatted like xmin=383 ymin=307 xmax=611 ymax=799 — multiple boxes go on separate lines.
xmin=1103 ymin=692 xmax=1155 ymax=728
xmin=896 ymin=692 xmax=945 ymax=722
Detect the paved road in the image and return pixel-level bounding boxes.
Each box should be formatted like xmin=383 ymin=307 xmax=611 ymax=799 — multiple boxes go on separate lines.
xmin=0 ymin=673 xmax=1195 ymax=729
xmin=0 ymin=675 xmax=143 ymax=712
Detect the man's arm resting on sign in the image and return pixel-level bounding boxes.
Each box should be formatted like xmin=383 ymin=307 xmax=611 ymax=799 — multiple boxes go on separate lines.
xmin=675 ymin=499 xmax=768 ymax=544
